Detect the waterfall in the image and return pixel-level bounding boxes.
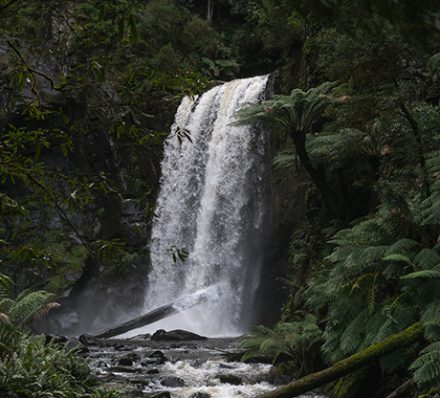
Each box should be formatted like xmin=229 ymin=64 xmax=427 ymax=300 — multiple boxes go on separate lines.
xmin=145 ymin=75 xmax=269 ymax=336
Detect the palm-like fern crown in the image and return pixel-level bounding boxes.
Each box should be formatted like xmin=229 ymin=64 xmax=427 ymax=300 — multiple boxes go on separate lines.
xmin=235 ymin=82 xmax=337 ymax=136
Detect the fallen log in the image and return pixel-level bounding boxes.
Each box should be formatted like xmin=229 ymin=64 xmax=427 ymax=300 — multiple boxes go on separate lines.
xmin=258 ymin=322 xmax=424 ymax=398
xmin=93 ymin=302 xmax=179 ymax=339
xmin=92 ymin=288 xmax=210 ymax=339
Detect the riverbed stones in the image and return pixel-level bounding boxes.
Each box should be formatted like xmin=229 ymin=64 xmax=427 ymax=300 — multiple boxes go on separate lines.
xmin=106 ymin=365 xmax=139 ymax=373
xmin=189 ymin=393 xmax=211 ymax=398
xmin=151 ymin=329 xmax=208 ymax=341
xmin=141 ymin=350 xmax=168 ymax=366
xmin=160 ymin=375 xmax=185 ymax=387
xmin=218 ymin=373 xmax=242 ymax=385
xmin=118 ymin=352 xmax=140 ymax=366
xmin=143 ymin=393 xmax=171 ymax=398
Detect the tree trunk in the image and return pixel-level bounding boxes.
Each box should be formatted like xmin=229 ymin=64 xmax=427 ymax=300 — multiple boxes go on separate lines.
xmin=258 ymin=322 xmax=423 ymax=398
xmin=91 ymin=290 xmax=209 ymax=338
xmin=291 ymin=131 xmax=343 ymax=218
xmin=400 ymin=102 xmax=430 ymax=198
xmin=92 ymin=303 xmax=179 ymax=338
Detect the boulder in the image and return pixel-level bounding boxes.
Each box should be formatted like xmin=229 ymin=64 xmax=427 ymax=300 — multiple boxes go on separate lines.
xmin=151 ymin=329 xmax=208 ymax=341
xmin=143 ymin=393 xmax=171 ymax=398
xmin=189 ymin=393 xmax=211 ymax=398
xmin=106 ymin=365 xmax=139 ymax=373
xmin=218 ymin=373 xmax=242 ymax=385
xmin=160 ymin=376 xmax=185 ymax=387
xmin=118 ymin=352 xmax=140 ymax=366
xmin=129 ymin=333 xmax=151 ymax=340
xmin=142 ymin=350 xmax=168 ymax=365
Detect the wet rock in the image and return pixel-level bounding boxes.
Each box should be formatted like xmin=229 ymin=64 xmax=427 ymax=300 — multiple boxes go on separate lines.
xmin=142 ymin=350 xmax=168 ymax=365
xmin=161 ymin=376 xmax=185 ymax=387
xmin=143 ymin=392 xmax=171 ymax=398
xmin=118 ymin=352 xmax=140 ymax=366
xmin=151 ymin=329 xmax=208 ymax=341
xmin=102 ymin=382 xmax=143 ymax=397
xmin=146 ymin=368 xmax=160 ymax=375
xmin=44 ymin=334 xmax=68 ymax=345
xmin=129 ymin=333 xmax=151 ymax=340
xmin=218 ymin=373 xmax=242 ymax=385
xmin=268 ymin=365 xmax=292 ymax=385
xmin=106 ymin=365 xmax=139 ymax=373
xmin=189 ymin=393 xmax=211 ymax=398
xmin=219 ymin=362 xmax=235 ymax=369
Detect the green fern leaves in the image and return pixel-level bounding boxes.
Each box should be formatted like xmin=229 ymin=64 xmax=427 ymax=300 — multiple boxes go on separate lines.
xmin=241 ymin=315 xmax=323 ymax=376
xmin=0 ymin=272 xmax=59 ymax=329
xmin=411 ymin=342 xmax=440 ymax=389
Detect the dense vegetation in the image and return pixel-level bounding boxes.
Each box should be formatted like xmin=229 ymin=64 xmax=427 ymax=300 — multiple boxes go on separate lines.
xmin=1 ymin=0 xmax=440 ymax=397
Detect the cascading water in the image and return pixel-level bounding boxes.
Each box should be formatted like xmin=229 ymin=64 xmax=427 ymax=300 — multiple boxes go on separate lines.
xmin=144 ymin=75 xmax=269 ymax=336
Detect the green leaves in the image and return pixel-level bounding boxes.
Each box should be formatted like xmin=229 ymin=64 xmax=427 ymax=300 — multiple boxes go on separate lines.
xmin=411 ymin=342 xmax=440 ymax=389
xmin=0 ymin=333 xmax=119 ymax=398
xmin=235 ymin=82 xmax=339 ymax=138
xmin=241 ymin=315 xmax=323 ymax=376
xmin=0 ymin=274 xmax=59 ymax=328
xmin=401 ymin=270 xmax=440 ymax=280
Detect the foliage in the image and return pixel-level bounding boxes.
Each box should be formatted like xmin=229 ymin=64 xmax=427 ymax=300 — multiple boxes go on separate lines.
xmin=0 ymin=274 xmax=120 ymax=397
xmin=233 ymin=1 xmax=440 ymax=394
xmin=236 ymin=82 xmax=337 ymax=137
xmin=241 ymin=314 xmax=323 ymax=376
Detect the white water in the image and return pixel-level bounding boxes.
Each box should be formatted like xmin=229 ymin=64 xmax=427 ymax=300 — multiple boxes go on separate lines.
xmin=143 ymin=75 xmax=270 ymax=337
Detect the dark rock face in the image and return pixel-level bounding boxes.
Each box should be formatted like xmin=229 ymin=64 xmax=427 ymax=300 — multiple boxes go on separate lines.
xmin=151 ymin=329 xmax=208 ymax=341
xmin=160 ymin=376 xmax=185 ymax=387
xmin=218 ymin=373 xmax=242 ymax=385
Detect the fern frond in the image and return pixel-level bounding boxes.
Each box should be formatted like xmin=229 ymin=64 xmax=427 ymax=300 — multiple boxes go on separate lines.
xmin=385 ymin=239 xmax=419 ymax=255
xmin=401 ymin=270 xmax=440 ymax=280
xmin=33 ymin=302 xmax=60 ymax=320
xmin=382 ymin=253 xmax=413 ymax=265
xmin=410 ymin=342 xmax=440 ymax=388
xmin=9 ymin=291 xmax=55 ymax=326
xmin=414 ymin=249 xmax=440 ymax=270
xmin=0 ymin=274 xmax=13 ymax=299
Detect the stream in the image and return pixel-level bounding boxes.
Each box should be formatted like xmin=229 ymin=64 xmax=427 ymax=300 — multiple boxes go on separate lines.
xmin=83 ymin=335 xmax=324 ymax=398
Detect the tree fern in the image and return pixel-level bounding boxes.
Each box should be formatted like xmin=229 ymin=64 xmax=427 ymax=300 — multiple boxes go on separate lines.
xmin=410 ymin=342 xmax=440 ymax=389
xmin=235 ymin=82 xmax=345 ymax=216
xmin=241 ymin=316 xmax=323 ymax=375
xmin=306 ymin=128 xmax=368 ymax=169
